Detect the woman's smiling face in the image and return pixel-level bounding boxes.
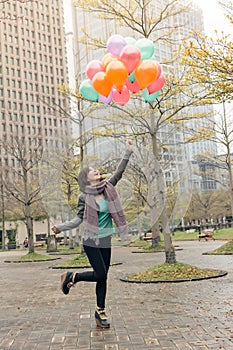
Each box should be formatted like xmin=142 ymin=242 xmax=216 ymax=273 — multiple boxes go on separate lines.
xmin=87 ymin=167 xmax=101 ymax=183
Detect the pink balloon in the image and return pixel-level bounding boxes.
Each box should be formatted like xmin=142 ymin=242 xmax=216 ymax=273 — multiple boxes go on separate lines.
xmin=112 ymin=85 xmax=130 ymax=105
xmin=125 ymin=78 xmax=140 ymax=93
xmin=98 ymin=90 xmax=113 ymax=104
xmin=86 ymin=60 xmax=104 ymax=80
xmin=147 ymin=74 xmax=166 ymax=94
xmin=120 ymin=45 xmax=141 ymax=74
xmin=107 ymin=34 xmax=127 ymax=57
xmin=155 ymin=62 xmax=162 ymax=78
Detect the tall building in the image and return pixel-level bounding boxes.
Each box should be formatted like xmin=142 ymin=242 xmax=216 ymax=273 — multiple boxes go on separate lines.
xmin=0 ymin=0 xmax=71 ymax=168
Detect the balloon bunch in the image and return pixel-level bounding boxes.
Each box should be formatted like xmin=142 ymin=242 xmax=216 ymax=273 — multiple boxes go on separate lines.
xmin=79 ymin=34 xmax=166 ymax=105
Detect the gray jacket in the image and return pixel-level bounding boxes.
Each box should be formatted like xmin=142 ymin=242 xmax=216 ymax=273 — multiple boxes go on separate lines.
xmin=55 ymin=149 xmax=133 ymax=233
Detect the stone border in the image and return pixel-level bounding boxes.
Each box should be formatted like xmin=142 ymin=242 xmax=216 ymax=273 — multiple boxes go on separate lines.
xmin=202 ymin=252 xmax=233 ymax=255
xmin=131 ymin=247 xmax=183 ymax=253
xmin=47 ymin=250 xmax=80 ymax=255
xmin=120 ymin=270 xmax=228 ymax=283
xmin=50 ymin=261 xmax=123 ymax=269
xmin=4 ymin=257 xmax=60 ymax=263
xmin=131 ymin=250 xmax=164 ymax=253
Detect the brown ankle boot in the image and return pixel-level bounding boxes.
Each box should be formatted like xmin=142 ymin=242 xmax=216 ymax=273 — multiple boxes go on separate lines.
xmin=61 ymin=272 xmax=78 ymax=295
xmin=95 ymin=307 xmax=110 ymax=328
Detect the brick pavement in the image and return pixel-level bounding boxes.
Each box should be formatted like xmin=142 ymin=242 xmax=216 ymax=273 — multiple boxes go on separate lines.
xmin=0 ymin=240 xmax=233 ymax=350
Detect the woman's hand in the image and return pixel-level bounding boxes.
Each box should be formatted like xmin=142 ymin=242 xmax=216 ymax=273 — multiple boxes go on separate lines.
xmin=126 ymin=138 xmax=133 ymax=151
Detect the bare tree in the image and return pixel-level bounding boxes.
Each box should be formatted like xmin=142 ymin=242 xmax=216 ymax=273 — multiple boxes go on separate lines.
xmin=0 ymin=136 xmax=44 ymax=253
xmin=185 ymin=190 xmax=230 ymax=225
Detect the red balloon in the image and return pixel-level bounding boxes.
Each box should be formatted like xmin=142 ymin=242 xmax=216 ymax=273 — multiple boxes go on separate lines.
xmin=147 ymin=74 xmax=166 ymax=94
xmin=112 ymin=85 xmax=130 ymax=106
xmin=135 ymin=60 xmax=159 ymax=89
xmin=92 ymin=72 xmax=113 ymax=97
xmin=120 ymin=45 xmax=141 ymax=74
xmin=86 ymin=60 xmax=104 ymax=80
xmin=125 ymin=78 xmax=140 ymax=93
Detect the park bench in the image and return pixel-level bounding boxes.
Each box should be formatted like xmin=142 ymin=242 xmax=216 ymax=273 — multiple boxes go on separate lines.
xmin=198 ymin=228 xmax=215 ymax=241
xmin=34 ymin=242 xmax=45 ymax=247
xmin=143 ymin=232 xmax=152 ymax=241
xmin=186 ymin=229 xmax=196 ymax=233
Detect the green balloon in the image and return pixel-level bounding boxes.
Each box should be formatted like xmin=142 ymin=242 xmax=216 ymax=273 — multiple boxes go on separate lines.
xmin=142 ymin=89 xmax=160 ymax=103
xmin=80 ymin=79 xmax=99 ymax=102
xmin=124 ymin=36 xmax=137 ymax=45
xmin=128 ymin=71 xmax=136 ymax=82
xmin=135 ymin=38 xmax=154 ymax=60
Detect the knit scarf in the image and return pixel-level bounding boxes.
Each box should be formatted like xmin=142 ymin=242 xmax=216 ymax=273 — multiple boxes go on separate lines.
xmin=83 ymin=180 xmax=128 ymax=239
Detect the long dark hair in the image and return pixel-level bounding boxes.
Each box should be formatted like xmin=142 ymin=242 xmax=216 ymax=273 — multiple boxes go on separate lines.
xmin=77 ymin=167 xmax=90 ymax=193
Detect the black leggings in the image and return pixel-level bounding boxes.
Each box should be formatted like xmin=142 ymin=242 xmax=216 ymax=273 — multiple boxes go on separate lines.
xmin=74 ymin=237 xmax=111 ymax=309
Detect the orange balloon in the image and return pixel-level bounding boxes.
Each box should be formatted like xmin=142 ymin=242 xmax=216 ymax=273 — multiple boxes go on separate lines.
xmin=102 ymin=53 xmax=119 ymax=70
xmin=135 ymin=60 xmax=159 ymax=89
xmin=105 ymin=60 xmax=128 ymax=90
xmin=92 ymin=72 xmax=113 ymax=97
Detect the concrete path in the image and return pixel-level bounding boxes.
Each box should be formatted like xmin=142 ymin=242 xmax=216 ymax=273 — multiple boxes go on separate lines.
xmin=0 ymin=240 xmax=232 ymax=349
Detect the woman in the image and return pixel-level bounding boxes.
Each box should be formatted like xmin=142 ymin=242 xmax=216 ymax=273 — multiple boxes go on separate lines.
xmin=51 ymin=139 xmax=133 ymax=328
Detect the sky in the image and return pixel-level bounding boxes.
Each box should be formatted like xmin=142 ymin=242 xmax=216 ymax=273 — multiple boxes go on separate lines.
xmin=194 ymin=0 xmax=232 ymax=34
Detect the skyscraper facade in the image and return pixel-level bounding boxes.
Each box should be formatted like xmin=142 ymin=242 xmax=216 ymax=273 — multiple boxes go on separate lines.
xmin=0 ymin=0 xmax=71 ymax=168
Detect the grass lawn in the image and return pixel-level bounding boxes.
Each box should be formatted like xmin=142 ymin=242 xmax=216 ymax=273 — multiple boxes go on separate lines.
xmin=171 ymin=227 xmax=233 ymax=241
xmin=125 ymin=262 xmax=225 ymax=282
xmin=129 ymin=239 xmax=166 ymax=252
xmin=48 ymin=245 xmax=82 ymax=255
xmin=205 ymin=240 xmax=233 ymax=255
xmin=128 ymin=227 xmax=233 ymax=245
xmin=55 ymin=252 xmax=90 ymax=268
xmin=10 ymin=252 xmax=58 ymax=262
xmin=53 ymin=252 xmax=119 ymax=268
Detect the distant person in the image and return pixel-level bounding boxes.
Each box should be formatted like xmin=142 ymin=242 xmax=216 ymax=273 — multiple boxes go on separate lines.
xmin=51 ymin=139 xmax=133 ymax=328
xmin=23 ymin=238 xmax=28 ymax=248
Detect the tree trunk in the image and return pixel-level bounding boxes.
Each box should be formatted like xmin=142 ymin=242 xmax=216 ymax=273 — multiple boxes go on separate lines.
xmin=46 ymin=215 xmax=57 ymax=252
xmin=68 ymin=229 xmax=74 ymax=249
xmin=136 ymin=196 xmax=142 ymax=237
xmin=223 ymin=102 xmax=233 ymax=219
xmin=227 ymin=163 xmax=233 ymax=220
xmin=26 ymin=214 xmax=34 ymax=253
xmin=75 ymin=228 xmax=80 ymax=246
xmin=47 ymin=234 xmax=57 ymax=252
xmin=162 ymin=208 xmax=176 ymax=263
xmin=150 ymin=112 xmax=176 ymax=262
xmin=0 ymin=180 xmax=6 ymax=249
xmin=151 ymin=221 xmax=160 ymax=247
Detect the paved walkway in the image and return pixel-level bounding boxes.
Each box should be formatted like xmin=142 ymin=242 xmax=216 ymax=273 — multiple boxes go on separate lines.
xmin=0 ymin=240 xmax=233 ymax=350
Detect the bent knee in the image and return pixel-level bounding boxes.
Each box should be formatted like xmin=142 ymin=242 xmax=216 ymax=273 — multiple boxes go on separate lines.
xmin=95 ymin=271 xmax=107 ymax=282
